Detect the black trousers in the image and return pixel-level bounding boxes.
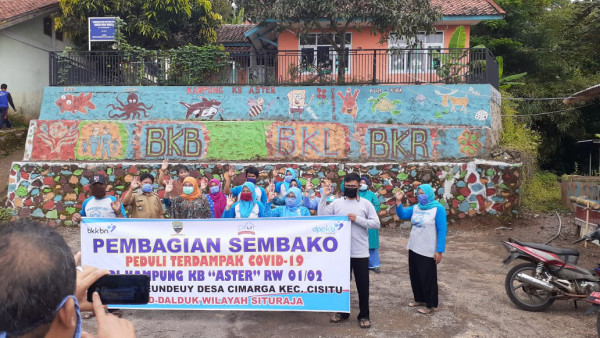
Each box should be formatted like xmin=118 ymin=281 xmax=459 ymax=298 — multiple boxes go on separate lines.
xmin=0 ymin=108 xmax=11 ymax=129
xmin=408 ymin=250 xmax=438 ymax=308
xmin=339 ymin=257 xmax=370 ymax=320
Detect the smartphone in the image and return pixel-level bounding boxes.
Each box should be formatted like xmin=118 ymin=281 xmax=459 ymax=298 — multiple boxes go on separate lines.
xmin=87 ymin=274 xmax=150 ymax=305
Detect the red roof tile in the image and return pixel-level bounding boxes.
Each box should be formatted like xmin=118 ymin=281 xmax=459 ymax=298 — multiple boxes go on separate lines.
xmin=0 ymin=0 xmax=58 ymax=23
xmin=434 ymin=0 xmax=505 ymax=16
xmin=216 ymin=24 xmax=256 ymax=44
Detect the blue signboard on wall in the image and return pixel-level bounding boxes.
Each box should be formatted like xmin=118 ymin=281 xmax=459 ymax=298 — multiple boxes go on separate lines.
xmin=88 ymin=17 xmax=117 ymax=50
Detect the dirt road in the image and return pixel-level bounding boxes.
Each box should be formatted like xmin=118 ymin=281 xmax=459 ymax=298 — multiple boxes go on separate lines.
xmin=56 ymin=213 xmax=598 ymax=337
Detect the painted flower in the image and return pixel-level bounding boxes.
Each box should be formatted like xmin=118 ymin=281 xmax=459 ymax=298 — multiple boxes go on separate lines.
xmin=457 ymin=130 xmax=482 ymax=156
xmin=317 ymin=88 xmax=327 ymax=99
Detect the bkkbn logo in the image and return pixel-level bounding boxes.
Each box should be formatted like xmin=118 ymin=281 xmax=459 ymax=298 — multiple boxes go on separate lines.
xmin=87 ymin=224 xmax=117 ymax=234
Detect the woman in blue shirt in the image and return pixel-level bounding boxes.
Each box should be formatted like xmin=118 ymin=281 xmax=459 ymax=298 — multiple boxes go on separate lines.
xmin=222 ymin=182 xmax=265 ymax=218
xmin=395 ymin=184 xmax=447 ymax=315
xmin=265 ymin=187 xmax=311 ymax=217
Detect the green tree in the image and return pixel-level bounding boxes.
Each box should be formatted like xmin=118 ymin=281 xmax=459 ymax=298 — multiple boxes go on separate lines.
xmin=472 ymin=0 xmax=600 ymax=175
xmin=55 ymin=0 xmax=223 ymax=49
xmin=240 ymin=0 xmax=441 ymax=83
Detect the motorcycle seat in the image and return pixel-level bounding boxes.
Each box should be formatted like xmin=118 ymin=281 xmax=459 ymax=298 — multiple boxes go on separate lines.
xmin=512 ymin=239 xmax=580 ymax=256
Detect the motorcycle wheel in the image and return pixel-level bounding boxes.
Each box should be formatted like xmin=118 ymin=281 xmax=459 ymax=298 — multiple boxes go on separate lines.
xmin=505 ymin=262 xmax=555 ymax=312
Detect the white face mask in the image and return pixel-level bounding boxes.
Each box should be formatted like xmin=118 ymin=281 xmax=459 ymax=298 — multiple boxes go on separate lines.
xmin=360 ymin=184 xmax=368 ymax=191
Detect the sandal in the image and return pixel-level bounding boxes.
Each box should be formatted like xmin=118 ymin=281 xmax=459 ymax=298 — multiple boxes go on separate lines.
xmin=330 ymin=313 xmax=347 ymax=324
xmin=417 ymin=307 xmax=436 ymax=315
xmin=359 ymin=318 xmax=371 ymax=329
xmin=408 ymin=302 xmax=426 ymax=307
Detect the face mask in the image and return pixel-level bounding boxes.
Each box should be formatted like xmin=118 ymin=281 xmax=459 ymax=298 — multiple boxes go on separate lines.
xmin=284 ymin=175 xmax=293 ymax=183
xmin=91 ymin=185 xmax=106 ymax=199
xmin=344 ymin=187 xmax=358 ymax=198
xmin=182 ymin=186 xmax=194 ymax=195
xmin=246 ymin=178 xmax=257 ymax=184
xmin=240 ymin=192 xmax=253 ymax=201
xmin=360 ymin=184 xmax=368 ymax=191
xmin=0 ymin=295 xmax=82 ymax=338
xmin=210 ymin=186 xmax=220 ymax=194
xmin=142 ymin=183 xmax=153 ymax=193
xmin=417 ymin=194 xmax=429 ymax=206
xmin=285 ymin=197 xmax=298 ymax=207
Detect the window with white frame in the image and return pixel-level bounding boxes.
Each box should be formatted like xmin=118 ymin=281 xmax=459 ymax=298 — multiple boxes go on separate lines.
xmin=299 ymin=33 xmax=352 ymax=75
xmin=388 ymin=32 xmax=444 ymax=73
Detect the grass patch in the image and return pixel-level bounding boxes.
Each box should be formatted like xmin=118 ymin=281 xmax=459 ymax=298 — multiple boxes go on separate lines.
xmin=522 ymin=171 xmax=565 ymax=212
xmin=0 ymin=207 xmax=13 ymax=222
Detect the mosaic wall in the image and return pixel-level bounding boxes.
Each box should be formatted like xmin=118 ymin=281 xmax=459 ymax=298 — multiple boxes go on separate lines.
xmin=7 ymin=160 xmax=521 ymax=226
xmin=24 ymin=120 xmax=489 ymax=161
xmin=561 ymin=176 xmax=600 ymax=211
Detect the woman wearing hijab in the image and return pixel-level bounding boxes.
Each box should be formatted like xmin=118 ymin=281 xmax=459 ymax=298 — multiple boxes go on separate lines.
xmin=265 ymin=187 xmax=311 ymax=217
xmin=395 ymin=184 xmax=447 ymax=315
xmin=207 ymin=179 xmax=227 ymax=218
xmin=163 ymin=177 xmax=213 ymax=219
xmin=222 ymin=182 xmax=266 ymax=218
xmin=357 ymin=177 xmax=382 ymax=273
xmin=273 ymin=168 xmax=302 ymax=206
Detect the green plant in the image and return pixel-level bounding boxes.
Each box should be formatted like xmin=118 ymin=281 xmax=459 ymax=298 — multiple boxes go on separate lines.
xmin=57 ymin=46 xmax=73 ymax=85
xmin=0 ymin=207 xmax=13 ymax=222
xmin=521 ymin=172 xmax=565 ymax=212
xmin=435 ymin=25 xmax=470 ymax=83
xmin=166 ymin=44 xmax=230 ymax=85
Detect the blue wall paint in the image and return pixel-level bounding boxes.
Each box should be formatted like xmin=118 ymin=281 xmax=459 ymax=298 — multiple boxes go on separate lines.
xmin=41 ymin=84 xmax=495 ymax=127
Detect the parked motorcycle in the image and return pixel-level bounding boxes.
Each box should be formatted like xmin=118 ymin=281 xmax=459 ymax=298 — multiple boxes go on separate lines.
xmin=502 ymin=229 xmax=600 ymax=312
xmin=584 ymin=289 xmax=600 ymax=336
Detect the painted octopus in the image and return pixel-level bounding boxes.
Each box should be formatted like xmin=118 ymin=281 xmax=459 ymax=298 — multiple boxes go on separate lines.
xmin=107 ymin=93 xmax=153 ymax=119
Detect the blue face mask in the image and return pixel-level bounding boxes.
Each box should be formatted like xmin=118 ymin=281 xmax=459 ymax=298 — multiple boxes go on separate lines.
xmin=417 ymin=194 xmax=429 ymax=206
xmin=284 ymin=175 xmax=293 ymax=183
xmin=0 ymin=295 xmax=82 ymax=338
xmin=285 ymin=197 xmax=298 ymax=207
xmin=246 ymin=178 xmax=257 ymax=184
xmin=182 ymin=186 xmax=194 ymax=195
xmin=142 ymin=183 xmax=153 ymax=193
xmin=210 ymin=186 xmax=220 ymax=194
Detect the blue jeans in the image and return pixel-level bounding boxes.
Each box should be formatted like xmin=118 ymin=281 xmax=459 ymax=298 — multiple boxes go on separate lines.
xmin=368 ymin=248 xmax=380 ymax=268
xmin=0 ymin=108 xmax=11 ymax=129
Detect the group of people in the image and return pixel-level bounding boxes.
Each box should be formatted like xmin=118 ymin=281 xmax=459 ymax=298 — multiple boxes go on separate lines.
xmin=54 ymin=161 xmax=447 ymax=331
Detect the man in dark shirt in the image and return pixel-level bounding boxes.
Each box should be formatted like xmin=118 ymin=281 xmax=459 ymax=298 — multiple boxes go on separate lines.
xmin=0 ymin=83 xmax=17 ymax=129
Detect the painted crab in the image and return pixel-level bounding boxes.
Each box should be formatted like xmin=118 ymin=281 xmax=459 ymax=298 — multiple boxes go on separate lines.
xmin=368 ymin=92 xmax=402 ymax=115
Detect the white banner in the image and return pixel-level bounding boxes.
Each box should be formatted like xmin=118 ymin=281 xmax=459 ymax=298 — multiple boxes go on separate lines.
xmin=81 ymin=216 xmax=351 ymax=311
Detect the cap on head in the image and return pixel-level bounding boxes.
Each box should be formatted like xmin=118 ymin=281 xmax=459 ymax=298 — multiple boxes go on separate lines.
xmin=89 ymin=175 xmax=107 ymax=185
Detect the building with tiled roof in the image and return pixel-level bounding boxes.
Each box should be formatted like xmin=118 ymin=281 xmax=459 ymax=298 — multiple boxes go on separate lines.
xmin=434 ymin=0 xmax=505 ymax=16
xmin=0 ymin=0 xmax=59 ymax=29
xmin=216 ymin=24 xmax=256 ymax=51
xmin=0 ymin=0 xmax=72 ymax=119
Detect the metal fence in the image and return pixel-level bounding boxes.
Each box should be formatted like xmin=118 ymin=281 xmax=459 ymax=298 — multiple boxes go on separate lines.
xmin=50 ymin=48 xmax=499 ymax=88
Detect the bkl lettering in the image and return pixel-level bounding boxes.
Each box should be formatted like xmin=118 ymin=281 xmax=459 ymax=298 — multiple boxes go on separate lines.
xmin=276 ymin=126 xmax=341 ymax=158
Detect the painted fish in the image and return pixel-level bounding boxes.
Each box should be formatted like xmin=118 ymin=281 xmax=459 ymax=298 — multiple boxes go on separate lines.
xmin=55 ymin=93 xmax=96 ymax=114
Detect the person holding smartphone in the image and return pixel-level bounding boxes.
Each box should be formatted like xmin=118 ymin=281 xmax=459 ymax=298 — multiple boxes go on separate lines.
xmin=0 ymin=219 xmax=135 ymax=338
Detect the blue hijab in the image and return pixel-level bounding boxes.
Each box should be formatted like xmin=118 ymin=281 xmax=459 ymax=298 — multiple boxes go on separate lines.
xmin=278 ymin=168 xmax=296 ymax=192
xmin=239 ymin=182 xmax=259 ymax=218
xmin=416 ymin=184 xmax=443 ymax=210
xmin=282 ymin=187 xmax=302 ymax=217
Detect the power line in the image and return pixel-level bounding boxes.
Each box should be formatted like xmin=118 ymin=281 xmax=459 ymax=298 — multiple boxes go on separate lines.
xmin=501 ymin=102 xmax=597 ymax=116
